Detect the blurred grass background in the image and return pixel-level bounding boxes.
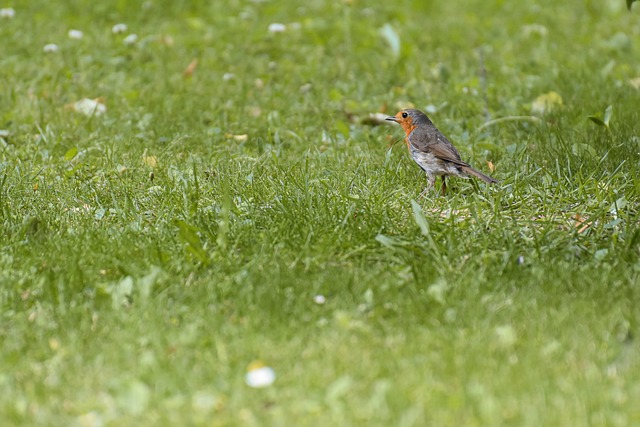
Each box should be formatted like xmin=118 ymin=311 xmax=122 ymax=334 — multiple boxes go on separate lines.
xmin=1 ymin=0 xmax=640 ymax=425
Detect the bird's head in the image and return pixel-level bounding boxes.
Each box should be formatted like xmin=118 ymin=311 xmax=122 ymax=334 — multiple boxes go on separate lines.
xmin=385 ymin=109 xmax=429 ymax=135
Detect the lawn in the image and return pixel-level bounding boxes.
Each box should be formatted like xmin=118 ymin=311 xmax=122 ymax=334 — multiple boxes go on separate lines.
xmin=1 ymin=0 xmax=640 ymax=425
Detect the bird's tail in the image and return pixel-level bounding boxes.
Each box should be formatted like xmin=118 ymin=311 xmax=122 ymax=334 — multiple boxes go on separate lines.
xmin=460 ymin=166 xmax=499 ymax=184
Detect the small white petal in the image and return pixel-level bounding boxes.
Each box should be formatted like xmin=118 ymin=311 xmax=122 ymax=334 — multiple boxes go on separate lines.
xmin=245 ymin=367 xmax=276 ymax=388
xmin=0 ymin=7 xmax=15 ymax=18
xmin=68 ymin=29 xmax=84 ymax=39
xmin=268 ymin=23 xmax=286 ymax=33
xmin=43 ymin=43 xmax=60 ymax=53
xmin=123 ymin=34 xmax=138 ymax=45
xmin=73 ymin=98 xmax=106 ymax=116
xmin=313 ymin=295 xmax=326 ymax=305
xmin=112 ymin=23 xmax=128 ymax=34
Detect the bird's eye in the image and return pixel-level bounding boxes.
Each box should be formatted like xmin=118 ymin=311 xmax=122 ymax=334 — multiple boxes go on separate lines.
xmin=401 ymin=112 xmax=408 ymax=118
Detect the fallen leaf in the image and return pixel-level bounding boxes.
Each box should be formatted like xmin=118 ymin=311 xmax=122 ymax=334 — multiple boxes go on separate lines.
xmin=573 ymin=213 xmax=592 ymax=233
xmin=487 ymin=160 xmax=495 ymax=173
xmin=183 ymin=59 xmax=198 ymax=78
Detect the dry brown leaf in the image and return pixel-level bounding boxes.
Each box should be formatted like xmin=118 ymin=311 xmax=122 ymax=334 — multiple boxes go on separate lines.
xmin=183 ymin=59 xmax=198 ymax=78
xmin=573 ymin=213 xmax=592 ymax=233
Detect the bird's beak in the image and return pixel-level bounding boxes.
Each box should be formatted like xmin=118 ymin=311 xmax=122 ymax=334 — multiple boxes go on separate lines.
xmin=385 ymin=116 xmax=398 ymax=122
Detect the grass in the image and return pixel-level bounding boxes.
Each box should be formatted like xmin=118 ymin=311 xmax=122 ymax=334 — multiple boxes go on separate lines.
xmin=1 ymin=0 xmax=640 ymax=425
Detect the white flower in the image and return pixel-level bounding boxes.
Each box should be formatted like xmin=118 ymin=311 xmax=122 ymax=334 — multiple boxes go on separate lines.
xmin=73 ymin=98 xmax=106 ymax=116
xmin=123 ymin=34 xmax=138 ymax=45
xmin=112 ymin=23 xmax=128 ymax=34
xmin=245 ymin=366 xmax=276 ymax=388
xmin=268 ymin=23 xmax=286 ymax=33
xmin=313 ymin=295 xmax=326 ymax=305
xmin=43 ymin=43 xmax=59 ymax=53
xmin=68 ymin=29 xmax=84 ymax=39
xmin=222 ymin=73 xmax=235 ymax=81
xmin=0 ymin=7 xmax=15 ymax=18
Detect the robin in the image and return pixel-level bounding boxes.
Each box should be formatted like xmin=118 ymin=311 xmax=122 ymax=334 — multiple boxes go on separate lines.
xmin=386 ymin=109 xmax=498 ymax=195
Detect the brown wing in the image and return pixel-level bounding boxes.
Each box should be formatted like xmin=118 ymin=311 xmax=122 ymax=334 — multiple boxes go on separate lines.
xmin=408 ymin=125 xmax=471 ymax=167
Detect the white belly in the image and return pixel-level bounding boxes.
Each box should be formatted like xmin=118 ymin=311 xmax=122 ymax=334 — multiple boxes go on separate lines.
xmin=410 ymin=150 xmax=466 ymax=177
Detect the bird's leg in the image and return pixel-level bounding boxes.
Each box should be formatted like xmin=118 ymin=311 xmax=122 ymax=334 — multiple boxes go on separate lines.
xmin=420 ymin=174 xmax=436 ymax=198
xmin=441 ymin=176 xmax=447 ymax=195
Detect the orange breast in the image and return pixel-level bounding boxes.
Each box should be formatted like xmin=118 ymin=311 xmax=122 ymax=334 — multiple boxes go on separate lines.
xmin=403 ymin=124 xmax=417 ymax=150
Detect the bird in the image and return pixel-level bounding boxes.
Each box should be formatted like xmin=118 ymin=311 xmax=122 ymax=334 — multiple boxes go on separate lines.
xmin=386 ymin=109 xmax=498 ymax=195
